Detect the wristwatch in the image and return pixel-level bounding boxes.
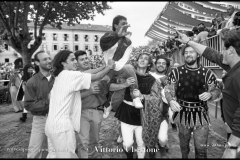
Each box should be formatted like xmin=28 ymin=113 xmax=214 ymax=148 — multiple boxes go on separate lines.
xmin=225 ymin=142 xmax=238 ymax=150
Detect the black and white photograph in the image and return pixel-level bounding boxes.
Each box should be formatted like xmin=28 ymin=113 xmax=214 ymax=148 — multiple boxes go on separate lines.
xmin=0 ymin=1 xmax=240 ymax=158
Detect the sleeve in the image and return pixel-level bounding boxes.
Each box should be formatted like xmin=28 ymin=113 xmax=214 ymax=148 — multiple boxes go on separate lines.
xmin=68 ymin=71 xmax=91 ymax=91
xmin=143 ymin=80 xmax=162 ymax=105
xmin=205 ymin=70 xmax=221 ymax=101
xmin=202 ymin=47 xmax=230 ymax=71
xmin=231 ymin=75 xmax=240 ymax=138
xmin=24 ymin=81 xmax=49 ymax=112
xmin=165 ymin=69 xmax=178 ymax=103
xmin=100 ymin=32 xmax=121 ymax=52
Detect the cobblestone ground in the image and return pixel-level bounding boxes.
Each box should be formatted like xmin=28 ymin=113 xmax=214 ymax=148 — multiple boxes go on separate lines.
xmin=0 ymin=103 xmax=238 ymax=158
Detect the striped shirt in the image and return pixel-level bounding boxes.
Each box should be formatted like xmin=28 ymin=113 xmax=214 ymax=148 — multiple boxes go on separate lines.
xmin=45 ymin=70 xmax=91 ymax=134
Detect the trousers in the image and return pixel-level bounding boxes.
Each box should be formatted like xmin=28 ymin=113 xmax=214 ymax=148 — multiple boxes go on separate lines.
xmin=76 ymin=109 xmax=103 ymax=158
xmin=177 ymin=123 xmax=209 ymax=158
xmin=121 ymin=122 xmax=145 ymax=158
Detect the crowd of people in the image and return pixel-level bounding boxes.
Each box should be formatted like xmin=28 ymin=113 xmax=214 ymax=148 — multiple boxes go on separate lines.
xmin=1 ymin=6 xmax=240 ymax=158
xmin=158 ymin=6 xmax=240 ymax=54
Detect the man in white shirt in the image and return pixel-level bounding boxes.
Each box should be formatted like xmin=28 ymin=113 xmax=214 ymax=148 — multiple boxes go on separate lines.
xmin=45 ymin=50 xmax=115 ymax=158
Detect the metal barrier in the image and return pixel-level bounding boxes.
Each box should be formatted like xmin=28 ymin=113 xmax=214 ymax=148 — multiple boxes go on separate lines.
xmin=200 ymin=34 xmax=224 ymax=68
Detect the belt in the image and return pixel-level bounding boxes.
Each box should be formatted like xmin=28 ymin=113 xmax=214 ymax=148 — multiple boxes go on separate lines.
xmin=177 ymin=99 xmax=206 ymax=108
xmin=123 ymin=100 xmax=134 ymax=106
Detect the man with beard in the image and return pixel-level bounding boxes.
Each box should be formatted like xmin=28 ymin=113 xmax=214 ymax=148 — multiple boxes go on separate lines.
xmin=164 ymin=45 xmax=220 ymax=158
xmin=24 ymin=51 xmax=54 ymax=158
xmin=149 ymin=55 xmax=176 ymax=158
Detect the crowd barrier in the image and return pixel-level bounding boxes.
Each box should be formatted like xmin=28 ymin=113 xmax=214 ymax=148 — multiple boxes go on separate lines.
xmin=200 ymin=34 xmax=223 ymax=68
xmin=200 ymin=34 xmax=225 ymax=119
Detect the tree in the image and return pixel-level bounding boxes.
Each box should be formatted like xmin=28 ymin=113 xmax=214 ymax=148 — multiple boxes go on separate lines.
xmin=0 ymin=1 xmax=111 ymax=66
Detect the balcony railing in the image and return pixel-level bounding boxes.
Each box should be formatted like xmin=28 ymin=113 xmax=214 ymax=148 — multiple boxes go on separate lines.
xmin=200 ymin=34 xmax=223 ymax=68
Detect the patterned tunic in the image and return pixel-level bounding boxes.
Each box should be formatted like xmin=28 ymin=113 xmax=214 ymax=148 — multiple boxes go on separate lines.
xmin=166 ymin=64 xmax=219 ymax=128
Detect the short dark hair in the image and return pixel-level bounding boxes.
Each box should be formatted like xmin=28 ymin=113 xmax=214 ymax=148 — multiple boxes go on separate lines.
xmin=112 ymin=15 xmax=127 ymax=31
xmin=52 ymin=50 xmax=73 ymax=77
xmin=135 ymin=52 xmax=153 ymax=73
xmin=222 ymin=29 xmax=240 ymax=56
xmin=34 ymin=50 xmax=46 ymax=62
xmin=155 ymin=55 xmax=170 ymax=67
xmin=74 ymin=50 xmax=87 ymax=60
xmin=155 ymin=55 xmax=171 ymax=74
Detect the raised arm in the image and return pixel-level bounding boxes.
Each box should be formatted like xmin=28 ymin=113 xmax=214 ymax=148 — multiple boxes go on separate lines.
xmin=109 ymin=77 xmax=135 ymax=91
xmin=176 ymin=30 xmax=230 ymax=71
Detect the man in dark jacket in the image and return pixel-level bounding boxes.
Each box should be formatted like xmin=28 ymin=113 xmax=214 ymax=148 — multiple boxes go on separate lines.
xmin=24 ymin=51 xmax=54 ymax=158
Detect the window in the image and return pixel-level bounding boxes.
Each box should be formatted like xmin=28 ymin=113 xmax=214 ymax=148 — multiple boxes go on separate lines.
xmin=53 ymin=33 xmax=57 ymax=41
xmin=42 ymin=33 xmax=46 ymax=40
xmin=5 ymin=58 xmax=9 ymax=63
xmin=53 ymin=45 xmax=58 ymax=51
xmin=75 ymin=45 xmax=79 ymax=51
xmin=94 ymin=45 xmax=98 ymax=52
xmin=64 ymin=34 xmax=68 ymax=41
xmin=85 ymin=45 xmax=89 ymax=50
xmin=4 ymin=44 xmax=8 ymax=50
xmin=84 ymin=35 xmax=89 ymax=42
xmin=94 ymin=35 xmax=99 ymax=42
xmin=64 ymin=45 xmax=69 ymax=50
xmin=75 ymin=34 xmax=78 ymax=41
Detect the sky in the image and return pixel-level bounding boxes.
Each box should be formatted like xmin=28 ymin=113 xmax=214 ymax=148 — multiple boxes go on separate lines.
xmin=81 ymin=1 xmax=167 ymax=47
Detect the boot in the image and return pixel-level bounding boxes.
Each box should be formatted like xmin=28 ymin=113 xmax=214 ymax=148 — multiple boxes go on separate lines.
xmin=123 ymin=147 xmax=134 ymax=159
xmin=158 ymin=143 xmax=168 ymax=158
xmin=20 ymin=113 xmax=27 ymax=122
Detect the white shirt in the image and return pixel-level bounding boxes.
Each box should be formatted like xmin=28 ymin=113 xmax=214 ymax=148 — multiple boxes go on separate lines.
xmin=45 ymin=70 xmax=91 ymax=134
xmin=149 ymin=72 xmax=166 ymax=80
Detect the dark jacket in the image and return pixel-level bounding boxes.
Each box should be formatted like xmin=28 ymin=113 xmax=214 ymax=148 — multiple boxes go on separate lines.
xmin=203 ymin=47 xmax=240 ymax=138
xmin=24 ymin=72 xmax=54 ymax=116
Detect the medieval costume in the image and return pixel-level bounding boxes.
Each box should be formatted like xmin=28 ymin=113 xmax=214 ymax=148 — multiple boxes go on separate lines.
xmin=165 ymin=64 xmax=220 ymax=158
xmin=115 ymin=73 xmax=163 ymax=158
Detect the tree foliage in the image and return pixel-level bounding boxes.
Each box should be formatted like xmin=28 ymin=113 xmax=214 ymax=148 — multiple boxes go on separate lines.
xmin=0 ymin=1 xmax=111 ymax=65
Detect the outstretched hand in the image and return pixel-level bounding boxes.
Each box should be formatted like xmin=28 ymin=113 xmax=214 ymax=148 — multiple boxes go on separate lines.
xmin=175 ymin=30 xmax=190 ymax=44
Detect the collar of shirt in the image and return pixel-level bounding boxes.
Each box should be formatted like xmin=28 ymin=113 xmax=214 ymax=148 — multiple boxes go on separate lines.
xmin=223 ymin=61 xmax=240 ymax=80
xmin=36 ymin=72 xmax=54 ymax=81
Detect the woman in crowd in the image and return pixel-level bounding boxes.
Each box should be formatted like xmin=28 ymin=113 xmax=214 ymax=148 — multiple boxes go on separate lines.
xmin=115 ymin=52 xmax=163 ymax=158
xmin=17 ymin=64 xmax=36 ymax=122
xmin=9 ymin=58 xmax=24 ymax=112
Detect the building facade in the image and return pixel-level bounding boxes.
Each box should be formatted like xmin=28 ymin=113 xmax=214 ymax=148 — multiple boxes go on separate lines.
xmin=0 ymin=23 xmax=111 ymax=63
